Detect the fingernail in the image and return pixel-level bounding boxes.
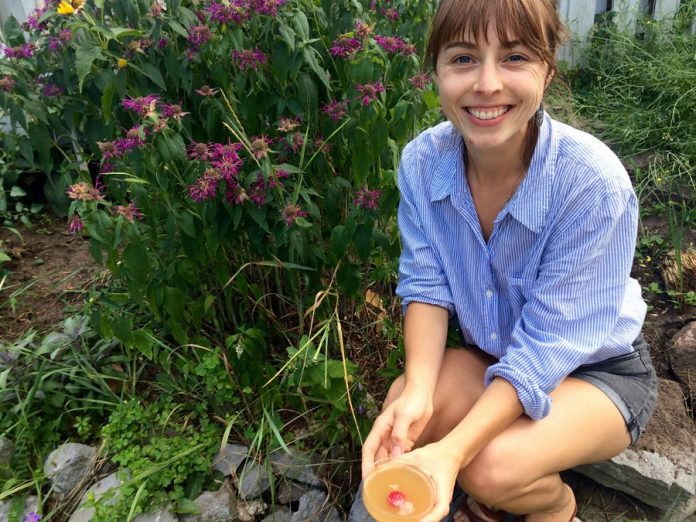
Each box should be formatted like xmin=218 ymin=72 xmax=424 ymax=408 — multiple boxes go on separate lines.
xmin=391 ymin=444 xmax=402 ymax=456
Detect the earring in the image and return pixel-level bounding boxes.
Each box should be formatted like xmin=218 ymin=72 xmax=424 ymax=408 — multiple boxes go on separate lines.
xmin=535 ymin=103 xmax=544 ymax=127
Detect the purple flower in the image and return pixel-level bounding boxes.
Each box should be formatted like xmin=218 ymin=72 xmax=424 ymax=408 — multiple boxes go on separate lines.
xmin=121 ymin=94 xmax=159 ymax=116
xmin=281 ymin=204 xmax=307 ymax=227
xmin=384 ymin=7 xmax=400 ymax=21
xmin=249 ymin=135 xmax=273 ymax=159
xmin=321 ymin=99 xmax=348 ymax=122
xmin=208 ymin=1 xmax=248 ymax=24
xmin=113 ymin=137 xmax=139 ymax=156
xmin=47 ymin=38 xmax=63 ymax=52
xmin=224 ymin=180 xmax=248 ymax=205
xmin=161 ymin=102 xmax=189 ymax=120
xmin=68 ymin=217 xmax=84 ymax=235
xmin=58 ymin=29 xmax=73 ymax=43
xmin=210 ymin=142 xmax=244 ymax=180
xmin=188 ymin=171 xmax=220 ymax=201
xmin=354 ymin=186 xmax=381 ymax=209
xmin=42 ymin=83 xmax=64 ymax=97
xmin=187 ymin=141 xmax=213 ymax=161
xmin=157 ymin=37 xmax=168 ymax=49
xmin=27 ymin=7 xmax=48 ymax=31
xmin=355 ymin=81 xmax=385 ymax=106
xmin=195 ymin=85 xmax=219 ymax=96
xmin=374 ymin=35 xmax=415 ymax=56
xmin=231 ymin=49 xmax=267 ymax=71
xmin=0 ymin=76 xmax=16 ymax=92
xmin=409 ymin=72 xmax=431 ymax=90
xmin=2 ymin=43 xmax=35 ymax=60
xmin=125 ymin=125 xmax=148 ymax=147
xmin=355 ymin=20 xmax=373 ymax=39
xmin=329 ymin=37 xmax=362 ymax=59
xmin=67 ymin=182 xmax=103 ymax=202
xmin=97 ymin=141 xmax=120 ymax=160
xmin=100 ymin=162 xmax=116 ymax=173
xmin=250 ymin=0 xmax=287 ymax=16
xmin=188 ymin=25 xmax=211 ymax=50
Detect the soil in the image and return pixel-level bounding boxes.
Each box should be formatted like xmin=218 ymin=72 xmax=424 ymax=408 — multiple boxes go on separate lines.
xmin=1 ymin=215 xmax=695 ymax=521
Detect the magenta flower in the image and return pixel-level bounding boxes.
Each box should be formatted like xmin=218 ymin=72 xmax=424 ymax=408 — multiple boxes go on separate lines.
xmin=374 ymin=35 xmax=414 ymax=56
xmin=277 ymin=116 xmax=301 ymax=133
xmin=2 ymin=43 xmax=35 ymax=60
xmin=161 ymin=102 xmax=189 ymax=120
xmin=384 ymin=7 xmax=400 ymax=21
xmin=329 ymin=37 xmax=362 ymax=59
xmin=58 ymin=29 xmax=73 ymax=43
xmin=409 ymin=72 xmax=431 ymax=90
xmin=248 ymin=182 xmax=266 ymax=206
xmin=189 ymin=171 xmax=220 ymax=201
xmin=321 ymin=99 xmax=348 ymax=122
xmin=354 ymin=186 xmax=381 ymax=209
xmin=121 ymin=94 xmax=159 ymax=117
xmin=355 ymin=20 xmax=373 ymax=39
xmin=289 ymin=132 xmax=304 ymax=154
xmin=125 ymin=125 xmax=149 ymax=147
xmin=281 ymin=204 xmax=308 ymax=227
xmin=355 ymin=81 xmax=385 ymax=106
xmin=208 ymin=1 xmax=248 ymax=24
xmin=231 ymin=48 xmax=267 ymax=71
xmin=210 ymin=142 xmax=244 ymax=180
xmin=100 ymin=162 xmax=116 ymax=173
xmin=188 ymin=25 xmax=211 ymax=49
xmin=113 ymin=137 xmax=140 ymax=156
xmin=157 ymin=37 xmax=168 ymax=49
xmin=249 ymin=0 xmax=287 ymax=16
xmin=224 ymin=180 xmax=248 ymax=205
xmin=0 ymin=76 xmax=16 ymax=92
xmin=41 ymin=83 xmax=63 ymax=97
xmin=313 ymin=135 xmax=333 ymax=154
xmin=114 ymin=202 xmax=143 ymax=221
xmin=187 ymin=141 xmax=213 ymax=161
xmin=47 ymin=38 xmax=63 ymax=52
xmin=67 ymin=216 xmax=85 ymax=234
xmin=26 ymin=7 xmax=48 ymax=31
xmin=97 ymin=141 xmax=119 ymax=160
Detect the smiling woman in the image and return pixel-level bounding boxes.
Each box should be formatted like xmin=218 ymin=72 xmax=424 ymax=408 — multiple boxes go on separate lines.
xmin=359 ymin=0 xmax=658 ymax=521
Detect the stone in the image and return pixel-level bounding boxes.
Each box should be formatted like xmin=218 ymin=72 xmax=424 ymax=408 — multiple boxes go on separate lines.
xmin=43 ymin=443 xmax=97 ymax=500
xmin=260 ymin=507 xmax=292 ymax=522
xmin=180 ymin=481 xmax=236 ymax=522
xmin=132 ymin=504 xmax=178 ymax=522
xmin=574 ymin=379 xmax=695 ymax=513
xmin=277 ymin=479 xmax=311 ymax=504
xmin=348 ymin=482 xmax=374 ymax=522
xmin=212 ymin=443 xmax=248 ymax=477
xmin=236 ymin=460 xmax=271 ymax=500
xmin=290 ymin=490 xmax=341 ymax=522
xmin=0 ymin=436 xmax=13 ymax=467
xmin=669 ymin=321 xmax=696 ymax=402
xmin=68 ymin=470 xmax=130 ymax=522
xmin=0 ymin=495 xmax=40 ymax=522
xmin=269 ymin=448 xmax=323 ymax=488
xmin=236 ymin=499 xmax=267 ymax=521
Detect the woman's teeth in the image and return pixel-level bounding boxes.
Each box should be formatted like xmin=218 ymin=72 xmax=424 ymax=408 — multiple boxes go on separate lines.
xmin=467 ymin=106 xmax=510 ymax=120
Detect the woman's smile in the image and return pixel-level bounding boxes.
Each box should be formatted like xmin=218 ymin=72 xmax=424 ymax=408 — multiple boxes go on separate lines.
xmin=464 ymin=105 xmax=514 ymax=125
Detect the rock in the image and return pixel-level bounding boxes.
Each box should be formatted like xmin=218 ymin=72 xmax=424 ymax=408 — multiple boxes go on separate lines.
xmin=68 ymin=470 xmax=130 ymax=522
xmin=269 ymin=449 xmax=323 ymax=488
xmin=44 ymin=443 xmax=97 ymax=500
xmin=290 ymin=490 xmax=341 ymax=522
xmin=0 ymin=495 xmax=40 ymax=522
xmin=180 ymin=481 xmax=236 ymax=522
xmin=237 ymin=460 xmax=271 ymax=500
xmin=260 ymin=507 xmax=292 ymax=522
xmin=669 ymin=321 xmax=696 ymax=402
xmin=132 ymin=504 xmax=178 ymax=522
xmin=277 ymin=479 xmax=312 ymax=504
xmin=212 ymin=443 xmax=248 ymax=477
xmin=348 ymin=482 xmax=374 ymax=522
xmin=236 ymin=499 xmax=267 ymax=521
xmin=0 ymin=436 xmax=13 ymax=466
xmin=574 ymin=379 xmax=696 ymax=514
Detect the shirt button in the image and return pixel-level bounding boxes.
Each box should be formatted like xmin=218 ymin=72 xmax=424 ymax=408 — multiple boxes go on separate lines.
xmin=485 ymin=289 xmax=494 ymax=298
xmin=490 ymin=332 xmax=498 ymax=341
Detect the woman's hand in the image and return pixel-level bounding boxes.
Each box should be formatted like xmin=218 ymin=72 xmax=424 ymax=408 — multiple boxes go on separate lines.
xmin=383 ymin=442 xmax=462 ymax=522
xmin=361 ymin=386 xmax=434 ymax=479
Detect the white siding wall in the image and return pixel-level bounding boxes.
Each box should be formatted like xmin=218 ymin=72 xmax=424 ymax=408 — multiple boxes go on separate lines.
xmin=0 ymin=0 xmax=40 ymax=27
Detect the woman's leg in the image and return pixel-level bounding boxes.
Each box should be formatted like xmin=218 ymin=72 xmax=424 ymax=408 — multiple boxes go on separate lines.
xmin=380 ymin=348 xmax=631 ymax=521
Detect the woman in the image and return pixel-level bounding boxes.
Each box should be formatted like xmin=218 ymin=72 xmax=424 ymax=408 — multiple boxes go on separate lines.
xmin=360 ymin=0 xmax=658 ymax=521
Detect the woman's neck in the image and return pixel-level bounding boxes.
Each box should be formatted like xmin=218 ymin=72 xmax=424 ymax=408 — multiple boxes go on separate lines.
xmin=464 ymin=132 xmax=527 ymax=184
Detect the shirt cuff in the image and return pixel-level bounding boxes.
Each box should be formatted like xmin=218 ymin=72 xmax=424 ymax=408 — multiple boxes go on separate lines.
xmin=400 ymin=296 xmax=455 ymax=317
xmin=484 ymin=363 xmax=551 ymax=420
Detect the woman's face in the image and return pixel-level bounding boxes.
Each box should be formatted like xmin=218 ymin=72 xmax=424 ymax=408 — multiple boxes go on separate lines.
xmin=433 ymin=27 xmax=551 ymax=155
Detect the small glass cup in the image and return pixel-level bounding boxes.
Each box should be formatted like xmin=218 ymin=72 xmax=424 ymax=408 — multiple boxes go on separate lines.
xmin=362 ymin=458 xmax=436 ymax=521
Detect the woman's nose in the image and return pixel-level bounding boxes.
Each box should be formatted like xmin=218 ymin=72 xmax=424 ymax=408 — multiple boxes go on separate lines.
xmin=474 ymin=61 xmax=503 ymax=95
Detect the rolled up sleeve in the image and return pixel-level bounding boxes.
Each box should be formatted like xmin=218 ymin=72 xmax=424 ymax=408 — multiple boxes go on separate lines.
xmin=485 ymin=188 xmax=639 ymax=420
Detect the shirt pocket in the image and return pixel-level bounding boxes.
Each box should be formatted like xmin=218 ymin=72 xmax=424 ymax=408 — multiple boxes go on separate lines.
xmin=505 ymin=276 xmax=535 ymax=318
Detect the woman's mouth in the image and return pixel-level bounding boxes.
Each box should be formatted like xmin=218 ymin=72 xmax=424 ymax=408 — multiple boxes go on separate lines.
xmin=465 ymin=105 xmax=512 ymax=121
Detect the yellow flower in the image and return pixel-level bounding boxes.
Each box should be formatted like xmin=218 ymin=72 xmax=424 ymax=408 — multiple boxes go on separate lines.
xmin=57 ymin=0 xmax=84 ymax=15
xmin=117 ymin=58 xmax=128 ymax=69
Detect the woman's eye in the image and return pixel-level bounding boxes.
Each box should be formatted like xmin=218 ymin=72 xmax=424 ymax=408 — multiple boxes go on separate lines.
xmin=506 ymin=54 xmax=527 ymax=63
xmin=454 ymin=55 xmax=472 ymax=64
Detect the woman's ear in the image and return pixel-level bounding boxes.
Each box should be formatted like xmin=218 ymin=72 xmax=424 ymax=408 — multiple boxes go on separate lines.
xmin=545 ymin=68 xmax=555 ymax=88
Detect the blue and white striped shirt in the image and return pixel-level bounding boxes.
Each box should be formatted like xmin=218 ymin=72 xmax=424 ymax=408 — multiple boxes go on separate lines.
xmin=395 ymin=114 xmax=646 ymax=420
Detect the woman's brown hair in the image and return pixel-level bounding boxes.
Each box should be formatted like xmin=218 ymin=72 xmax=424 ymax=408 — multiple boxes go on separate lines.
xmin=425 ymin=0 xmax=568 ymax=168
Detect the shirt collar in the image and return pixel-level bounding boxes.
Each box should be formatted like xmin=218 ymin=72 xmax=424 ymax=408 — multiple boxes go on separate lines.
xmin=429 ymin=115 xmax=557 ymax=234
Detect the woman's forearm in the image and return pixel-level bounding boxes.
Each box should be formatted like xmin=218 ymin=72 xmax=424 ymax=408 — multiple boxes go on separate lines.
xmin=402 ymin=302 xmax=450 ymax=395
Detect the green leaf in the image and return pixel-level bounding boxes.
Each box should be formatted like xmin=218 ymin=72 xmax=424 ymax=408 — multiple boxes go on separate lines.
xmin=278 ymin=23 xmax=296 ymax=52
xmin=111 ymin=27 xmax=143 ymax=40
xmin=354 ymin=223 xmax=373 ymax=262
xmin=101 ymin=79 xmax=116 ymax=123
xmin=131 ymin=63 xmax=167 ymax=90
xmin=75 ymin=45 xmax=105 ymax=92
xmin=9 ymin=186 xmax=26 ymax=198
xmin=292 ymin=10 xmax=310 ymax=41
xmin=302 ymin=47 xmax=330 ymax=91
xmin=168 ymin=20 xmax=189 ymax=39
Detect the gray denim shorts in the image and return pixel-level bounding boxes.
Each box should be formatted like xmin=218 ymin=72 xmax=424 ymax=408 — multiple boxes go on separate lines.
xmin=570 ymin=334 xmax=658 ymax=445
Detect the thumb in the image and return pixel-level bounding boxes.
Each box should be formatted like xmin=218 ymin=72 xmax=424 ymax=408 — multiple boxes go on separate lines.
xmin=390 ymin=410 xmax=411 ymax=456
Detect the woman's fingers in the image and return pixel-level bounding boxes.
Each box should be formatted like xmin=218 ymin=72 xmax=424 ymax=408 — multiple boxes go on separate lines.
xmin=361 ymin=412 xmax=394 ymax=478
